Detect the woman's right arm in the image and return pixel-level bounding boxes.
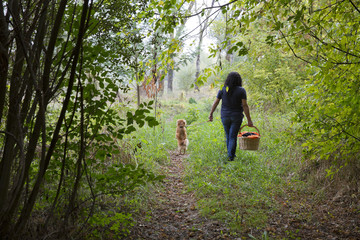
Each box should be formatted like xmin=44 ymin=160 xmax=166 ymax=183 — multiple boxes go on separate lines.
xmin=208 ymin=98 xmax=220 ymax=122
xmin=242 ymin=99 xmax=253 ymax=127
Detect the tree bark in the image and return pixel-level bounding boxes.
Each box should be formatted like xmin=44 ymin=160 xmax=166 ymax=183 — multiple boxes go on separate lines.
xmin=0 ymin=0 xmax=25 ymax=230
xmin=0 ymin=0 xmax=9 ymax=125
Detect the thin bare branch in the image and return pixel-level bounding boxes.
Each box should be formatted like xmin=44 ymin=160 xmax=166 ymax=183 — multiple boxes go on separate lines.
xmin=278 ymin=29 xmax=312 ymax=64
xmin=349 ymin=0 xmax=360 ymax=14
xmin=184 ymin=0 xmax=239 ymax=18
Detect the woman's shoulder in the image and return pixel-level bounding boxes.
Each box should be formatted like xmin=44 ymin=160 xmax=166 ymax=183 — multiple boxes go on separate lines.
xmin=235 ymin=86 xmax=247 ymax=96
xmin=218 ymin=86 xmax=226 ymax=93
xmin=216 ymin=87 xmax=225 ymax=98
xmin=236 ymin=86 xmax=246 ymax=91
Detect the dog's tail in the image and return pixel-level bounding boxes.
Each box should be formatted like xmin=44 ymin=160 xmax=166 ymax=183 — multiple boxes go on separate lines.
xmin=181 ymin=139 xmax=189 ymax=146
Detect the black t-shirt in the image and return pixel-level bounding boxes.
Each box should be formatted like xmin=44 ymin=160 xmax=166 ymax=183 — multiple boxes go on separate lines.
xmin=216 ymin=86 xmax=247 ymax=118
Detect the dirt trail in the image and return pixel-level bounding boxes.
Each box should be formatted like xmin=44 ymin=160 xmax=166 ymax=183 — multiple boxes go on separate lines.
xmin=128 ymin=151 xmax=231 ymax=240
xmin=127 ymin=150 xmax=360 ymax=240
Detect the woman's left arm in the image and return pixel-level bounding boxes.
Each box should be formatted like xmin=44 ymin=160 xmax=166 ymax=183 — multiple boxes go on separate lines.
xmin=242 ymin=99 xmax=253 ymax=127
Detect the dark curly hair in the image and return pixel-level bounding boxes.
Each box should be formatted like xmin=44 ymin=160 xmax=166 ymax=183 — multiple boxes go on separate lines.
xmin=224 ymin=72 xmax=242 ymax=95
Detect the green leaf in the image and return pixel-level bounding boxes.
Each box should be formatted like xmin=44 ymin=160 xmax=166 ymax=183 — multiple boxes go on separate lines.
xmin=125 ymin=125 xmax=136 ymax=134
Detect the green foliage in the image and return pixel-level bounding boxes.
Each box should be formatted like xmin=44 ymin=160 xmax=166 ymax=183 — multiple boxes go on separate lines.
xmin=93 ymin=163 xmax=165 ymax=196
xmin=88 ymin=210 xmax=134 ymax=238
xmin=256 ymin=0 xmax=360 ymax=176
xmin=176 ymin=64 xmax=196 ymax=91
xmin=242 ymin=47 xmax=306 ymax=112
xmin=126 ymin=102 xmax=178 ymax=171
xmin=184 ymin=105 xmax=200 ymax=126
xmin=206 ymin=5 xmax=307 ymax=111
xmin=176 ymin=51 xmax=215 ymax=91
xmin=189 ymin=97 xmax=197 ymax=104
xmin=126 ymin=101 xmax=158 ymax=130
xmin=290 ymin=66 xmax=360 ymax=174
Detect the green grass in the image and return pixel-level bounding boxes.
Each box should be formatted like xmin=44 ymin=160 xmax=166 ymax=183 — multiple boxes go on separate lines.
xmin=180 ymin=106 xmax=303 ymax=232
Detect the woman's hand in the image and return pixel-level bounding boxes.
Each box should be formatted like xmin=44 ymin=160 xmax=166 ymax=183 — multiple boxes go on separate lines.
xmin=209 ymin=98 xmax=220 ymax=122
xmin=208 ymin=113 xmax=213 ymax=122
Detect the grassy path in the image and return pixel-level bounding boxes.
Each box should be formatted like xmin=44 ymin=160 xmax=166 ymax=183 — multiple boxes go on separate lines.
xmin=128 ymin=151 xmax=232 ymax=239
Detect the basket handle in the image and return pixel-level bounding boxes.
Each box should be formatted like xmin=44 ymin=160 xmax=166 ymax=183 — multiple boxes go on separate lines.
xmin=239 ymin=125 xmax=261 ymax=136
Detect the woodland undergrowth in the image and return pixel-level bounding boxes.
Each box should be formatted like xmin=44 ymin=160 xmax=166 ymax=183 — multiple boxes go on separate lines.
xmin=126 ymin=93 xmax=359 ymax=239
xmin=67 ymin=92 xmax=358 ymax=239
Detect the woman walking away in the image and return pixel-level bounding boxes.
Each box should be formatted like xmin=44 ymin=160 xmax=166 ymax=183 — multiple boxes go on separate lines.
xmin=208 ymin=72 xmax=253 ymax=161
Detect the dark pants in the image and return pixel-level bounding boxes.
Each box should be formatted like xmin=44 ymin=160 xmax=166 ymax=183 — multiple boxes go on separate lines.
xmin=221 ymin=116 xmax=243 ymax=160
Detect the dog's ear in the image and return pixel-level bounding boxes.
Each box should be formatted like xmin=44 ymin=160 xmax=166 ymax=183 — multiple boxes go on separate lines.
xmin=176 ymin=119 xmax=180 ymax=126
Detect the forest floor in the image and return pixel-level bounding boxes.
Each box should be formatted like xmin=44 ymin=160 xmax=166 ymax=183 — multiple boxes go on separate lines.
xmin=265 ymin=187 xmax=360 ymax=239
xmin=268 ymin=179 xmax=360 ymax=240
xmin=128 ymin=151 xmax=234 ymax=240
xmin=128 ymin=150 xmax=360 ymax=240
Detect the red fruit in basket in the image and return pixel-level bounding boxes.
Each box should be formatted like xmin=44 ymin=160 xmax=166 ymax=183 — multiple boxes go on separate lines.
xmin=248 ymin=135 xmax=259 ymax=138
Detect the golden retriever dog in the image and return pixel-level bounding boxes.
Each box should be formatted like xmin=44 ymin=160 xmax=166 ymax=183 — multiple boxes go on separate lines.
xmin=175 ymin=119 xmax=189 ymax=155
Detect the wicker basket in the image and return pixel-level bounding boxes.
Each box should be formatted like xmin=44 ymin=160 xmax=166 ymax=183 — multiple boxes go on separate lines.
xmin=238 ymin=125 xmax=261 ymax=151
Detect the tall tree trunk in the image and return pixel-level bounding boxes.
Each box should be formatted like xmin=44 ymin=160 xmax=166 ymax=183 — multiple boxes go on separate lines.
xmin=225 ymin=39 xmax=233 ymax=63
xmin=194 ymin=0 xmax=215 ymax=92
xmin=167 ymin=32 xmax=175 ymax=92
xmin=158 ymin=71 xmax=165 ymax=96
xmin=0 ymin=0 xmax=25 ymax=231
xmin=137 ymin=83 xmax=140 ymax=106
xmin=135 ymin=49 xmax=140 ymax=107
xmin=65 ymin=79 xmax=85 ymax=226
xmin=167 ymin=65 xmax=174 ymax=91
xmin=194 ymin=41 xmax=201 ymax=91
xmin=167 ymin=1 xmax=194 ymax=92
xmin=0 ymin=0 xmax=9 ymax=124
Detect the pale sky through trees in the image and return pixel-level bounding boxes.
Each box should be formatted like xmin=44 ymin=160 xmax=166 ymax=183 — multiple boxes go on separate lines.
xmin=182 ymin=0 xmax=227 ymax=53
